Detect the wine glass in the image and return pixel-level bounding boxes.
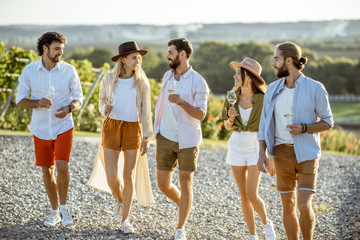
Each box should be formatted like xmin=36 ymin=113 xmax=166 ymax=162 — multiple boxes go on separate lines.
xmin=227 ymin=91 xmax=238 ymax=116
xmin=46 ymin=86 xmax=55 ymax=111
xmin=167 ymin=79 xmax=177 ymax=106
xmin=284 ymin=113 xmax=293 ymax=131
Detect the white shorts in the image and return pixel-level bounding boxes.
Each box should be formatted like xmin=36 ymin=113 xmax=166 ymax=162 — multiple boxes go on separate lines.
xmin=226 ymin=131 xmax=259 ymax=166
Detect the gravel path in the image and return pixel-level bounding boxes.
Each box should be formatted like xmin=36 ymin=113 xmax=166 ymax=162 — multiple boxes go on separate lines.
xmin=0 ymin=135 xmax=359 ymax=239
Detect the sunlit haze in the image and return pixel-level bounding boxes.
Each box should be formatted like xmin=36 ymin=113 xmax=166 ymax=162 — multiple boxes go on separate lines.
xmin=0 ymin=0 xmax=359 ymax=25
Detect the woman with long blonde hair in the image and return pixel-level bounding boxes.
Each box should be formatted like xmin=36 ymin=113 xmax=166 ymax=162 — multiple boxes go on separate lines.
xmin=88 ymin=41 xmax=154 ymax=234
xmin=221 ymin=58 xmax=276 ymax=240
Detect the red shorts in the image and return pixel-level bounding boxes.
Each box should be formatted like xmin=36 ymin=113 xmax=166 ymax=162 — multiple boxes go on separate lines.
xmin=33 ymin=128 xmax=73 ymax=166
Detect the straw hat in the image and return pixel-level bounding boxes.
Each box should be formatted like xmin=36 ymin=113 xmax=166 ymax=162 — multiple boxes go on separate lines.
xmin=111 ymin=41 xmax=148 ymax=62
xmin=230 ymin=57 xmax=265 ymax=84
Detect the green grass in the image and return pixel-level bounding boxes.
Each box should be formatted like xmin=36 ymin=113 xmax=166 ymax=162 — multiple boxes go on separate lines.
xmin=331 ymin=102 xmax=360 ymax=119
xmin=0 ymin=129 xmax=228 ymax=149
xmin=0 ymin=129 xmax=100 ymax=138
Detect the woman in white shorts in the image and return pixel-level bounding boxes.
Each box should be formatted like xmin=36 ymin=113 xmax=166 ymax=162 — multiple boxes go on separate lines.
xmin=221 ymin=58 xmax=276 ymax=240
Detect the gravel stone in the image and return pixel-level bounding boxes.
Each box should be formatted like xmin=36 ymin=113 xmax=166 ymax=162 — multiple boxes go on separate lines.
xmin=0 ymin=135 xmax=359 ymax=239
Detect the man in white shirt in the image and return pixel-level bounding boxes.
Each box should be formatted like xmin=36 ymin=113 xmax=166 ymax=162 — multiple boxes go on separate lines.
xmin=16 ymin=32 xmax=83 ymax=227
xmin=154 ymin=38 xmax=209 ymax=240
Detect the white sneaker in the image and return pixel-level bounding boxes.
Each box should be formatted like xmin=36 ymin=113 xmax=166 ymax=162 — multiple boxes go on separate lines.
xmin=263 ymin=220 xmax=276 ymax=240
xmin=249 ymin=235 xmax=258 ymax=240
xmin=114 ymin=201 xmax=122 ymax=221
xmin=171 ymin=212 xmax=179 ymax=228
xmin=120 ymin=220 xmax=135 ymax=234
xmin=60 ymin=207 xmax=74 ymax=226
xmin=43 ymin=210 xmax=61 ymax=227
xmin=174 ymin=229 xmax=186 ymax=240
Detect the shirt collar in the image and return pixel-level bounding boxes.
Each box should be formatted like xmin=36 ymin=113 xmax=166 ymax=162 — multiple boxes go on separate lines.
xmin=170 ymin=66 xmax=193 ymax=79
xmin=37 ymin=57 xmax=61 ymax=71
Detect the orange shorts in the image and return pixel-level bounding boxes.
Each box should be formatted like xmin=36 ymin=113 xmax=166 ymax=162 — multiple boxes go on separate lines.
xmin=33 ymin=128 xmax=73 ymax=167
xmin=102 ymin=118 xmax=141 ymax=151
xmin=273 ymin=144 xmax=318 ymax=193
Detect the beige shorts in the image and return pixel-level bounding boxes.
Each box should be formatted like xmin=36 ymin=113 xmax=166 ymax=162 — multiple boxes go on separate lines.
xmin=156 ymin=134 xmax=199 ymax=172
xmin=273 ymin=144 xmax=318 ymax=193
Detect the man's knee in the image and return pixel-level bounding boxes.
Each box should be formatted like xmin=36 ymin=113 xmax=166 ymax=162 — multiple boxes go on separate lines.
xmin=42 ymin=166 xmax=55 ymax=178
xmin=56 ymin=161 xmax=69 ymax=175
xmin=297 ymin=190 xmax=314 ymax=213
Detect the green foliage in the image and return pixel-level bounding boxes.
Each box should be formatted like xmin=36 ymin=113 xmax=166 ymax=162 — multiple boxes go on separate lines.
xmin=321 ymin=129 xmax=360 ymax=155
xmin=69 ymin=47 xmax=114 ymax=68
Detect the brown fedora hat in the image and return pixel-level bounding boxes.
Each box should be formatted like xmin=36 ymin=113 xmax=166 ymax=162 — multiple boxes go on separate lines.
xmin=111 ymin=41 xmax=148 ymax=62
xmin=230 ymin=57 xmax=265 ymax=84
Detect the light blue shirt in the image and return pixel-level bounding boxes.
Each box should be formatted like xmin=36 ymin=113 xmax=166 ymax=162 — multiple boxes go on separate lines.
xmin=258 ymin=73 xmax=334 ymax=163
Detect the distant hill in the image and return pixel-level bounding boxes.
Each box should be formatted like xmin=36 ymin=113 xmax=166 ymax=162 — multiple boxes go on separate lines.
xmin=1 ymin=20 xmax=360 ymax=47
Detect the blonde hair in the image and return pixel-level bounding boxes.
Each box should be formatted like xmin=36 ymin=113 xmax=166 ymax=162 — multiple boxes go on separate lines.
xmin=109 ymin=54 xmax=149 ymax=95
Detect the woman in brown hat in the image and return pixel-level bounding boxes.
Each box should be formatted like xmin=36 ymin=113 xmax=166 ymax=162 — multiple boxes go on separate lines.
xmin=87 ymin=41 xmax=154 ymax=234
xmin=221 ymin=58 xmax=276 ymax=240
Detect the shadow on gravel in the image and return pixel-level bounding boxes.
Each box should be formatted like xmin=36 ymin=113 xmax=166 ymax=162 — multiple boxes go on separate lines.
xmin=0 ymin=222 xmax=162 ymax=239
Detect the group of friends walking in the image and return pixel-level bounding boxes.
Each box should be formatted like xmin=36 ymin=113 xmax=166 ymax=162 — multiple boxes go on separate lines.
xmin=16 ymin=31 xmax=333 ymax=240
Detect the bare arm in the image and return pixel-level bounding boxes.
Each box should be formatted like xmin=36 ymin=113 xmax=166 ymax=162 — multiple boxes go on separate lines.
xmin=55 ymin=100 xmax=81 ymax=118
xmin=169 ymin=94 xmax=206 ymax=121
xmin=288 ymin=120 xmax=332 ymax=135
xmin=257 ymin=140 xmax=268 ymax=174
xmin=17 ymin=98 xmax=51 ymax=109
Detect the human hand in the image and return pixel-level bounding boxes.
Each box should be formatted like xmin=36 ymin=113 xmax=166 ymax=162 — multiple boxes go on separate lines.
xmin=287 ymin=124 xmax=302 ymax=135
xmin=268 ymin=158 xmax=276 ymax=177
xmin=105 ymin=104 xmax=113 ymax=116
xmin=55 ymin=106 xmax=70 ymax=118
xmin=257 ymin=153 xmax=269 ymax=174
xmin=38 ymin=98 xmax=52 ymax=108
xmin=168 ymin=94 xmax=183 ymax=105
xmin=228 ymin=106 xmax=237 ymax=119
xmin=140 ymin=139 xmax=149 ymax=156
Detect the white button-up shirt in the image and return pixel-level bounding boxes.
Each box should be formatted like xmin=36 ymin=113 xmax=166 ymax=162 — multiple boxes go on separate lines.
xmin=154 ymin=67 xmax=209 ymax=149
xmin=16 ymin=58 xmax=83 ymax=140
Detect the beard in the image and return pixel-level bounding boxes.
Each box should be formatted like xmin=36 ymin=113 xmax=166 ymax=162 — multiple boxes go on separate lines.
xmin=47 ymin=50 xmax=61 ymax=63
xmin=275 ymin=62 xmax=289 ymax=78
xmin=168 ymin=54 xmax=180 ymax=69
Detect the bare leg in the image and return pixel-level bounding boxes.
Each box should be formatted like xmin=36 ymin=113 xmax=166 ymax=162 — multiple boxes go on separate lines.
xmin=56 ymin=160 xmax=70 ymax=205
xmin=121 ymin=149 xmax=138 ymax=222
xmin=103 ymin=148 xmax=122 ymax=203
xmin=42 ymin=165 xmax=59 ymax=210
xmin=246 ymin=165 xmax=268 ymax=224
xmin=177 ymin=170 xmax=194 ymax=230
xmin=232 ymin=166 xmax=256 ymax=235
xmin=280 ymin=192 xmax=300 ymax=240
xmin=298 ymin=190 xmax=315 ymax=240
xmin=157 ymin=169 xmax=180 ymax=206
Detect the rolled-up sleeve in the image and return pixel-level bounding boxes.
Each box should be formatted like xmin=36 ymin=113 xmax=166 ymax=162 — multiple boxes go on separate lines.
xmin=194 ymin=77 xmax=209 ymax=113
xmin=16 ymin=67 xmax=31 ymax=104
xmin=315 ymin=83 xmax=334 ymax=128
xmin=69 ymin=67 xmax=83 ymax=105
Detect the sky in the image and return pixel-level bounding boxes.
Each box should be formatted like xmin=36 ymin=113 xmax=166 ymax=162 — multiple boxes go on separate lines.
xmin=0 ymin=0 xmax=359 ymax=26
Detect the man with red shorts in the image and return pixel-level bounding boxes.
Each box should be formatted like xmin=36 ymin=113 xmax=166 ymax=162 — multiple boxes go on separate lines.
xmin=16 ymin=31 xmax=83 ymax=227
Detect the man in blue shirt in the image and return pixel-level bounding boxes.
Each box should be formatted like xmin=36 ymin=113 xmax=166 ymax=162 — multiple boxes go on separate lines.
xmin=257 ymin=42 xmax=333 ymax=240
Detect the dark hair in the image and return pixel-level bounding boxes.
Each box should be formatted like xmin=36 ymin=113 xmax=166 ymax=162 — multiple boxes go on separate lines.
xmin=240 ymin=68 xmax=267 ymax=94
xmin=276 ymin=41 xmax=308 ymax=70
xmin=168 ymin=38 xmax=193 ymax=59
xmin=37 ymin=31 xmax=67 ymax=56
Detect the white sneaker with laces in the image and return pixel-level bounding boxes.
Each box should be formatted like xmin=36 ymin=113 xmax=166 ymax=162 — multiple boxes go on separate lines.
xmin=174 ymin=229 xmax=186 ymax=240
xmin=43 ymin=210 xmax=61 ymax=227
xmin=60 ymin=207 xmax=74 ymax=226
xmin=120 ymin=220 xmax=135 ymax=234
xmin=171 ymin=212 xmax=179 ymax=228
xmin=249 ymin=235 xmax=258 ymax=240
xmin=263 ymin=220 xmax=276 ymax=240
xmin=115 ymin=201 xmax=122 ymax=221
